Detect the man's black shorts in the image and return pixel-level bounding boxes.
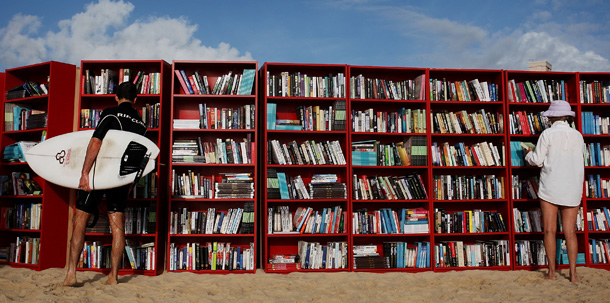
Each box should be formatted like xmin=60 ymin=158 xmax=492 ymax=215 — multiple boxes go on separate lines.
xmin=75 ymin=184 xmax=131 ymax=214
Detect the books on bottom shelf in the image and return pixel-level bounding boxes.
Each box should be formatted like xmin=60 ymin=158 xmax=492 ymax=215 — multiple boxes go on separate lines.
xmin=353 ymin=242 xmax=430 ymax=269
xmin=295 ymin=240 xmax=348 ymax=270
xmin=169 ymin=242 xmax=254 ymax=271
xmin=514 ymin=240 xmax=547 ymax=266
xmin=555 ymin=239 xmax=586 ymax=265
xmin=435 ymin=240 xmax=510 ymax=268
xmin=119 ymin=239 xmax=156 ymax=270
xmin=589 ymin=238 xmax=610 ymax=264
xmin=6 ymin=236 xmax=40 ymax=264
xmin=267 ymin=254 xmax=302 ymax=271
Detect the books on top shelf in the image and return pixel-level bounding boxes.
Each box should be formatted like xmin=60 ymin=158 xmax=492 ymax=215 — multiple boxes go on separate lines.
xmin=169 ymin=242 xmax=255 ymax=271
xmin=507 ymin=79 xmax=568 ymax=103
xmin=175 ymin=69 xmax=256 ymax=95
xmin=429 ymin=78 xmax=499 ymax=101
xmin=266 ymin=71 xmax=346 ymax=98
xmin=84 ymin=68 xmax=161 ymax=95
xmin=5 ymin=80 xmax=48 ymax=100
xmin=350 ymin=74 xmax=427 ymax=100
xmin=579 ymin=80 xmax=610 ymax=104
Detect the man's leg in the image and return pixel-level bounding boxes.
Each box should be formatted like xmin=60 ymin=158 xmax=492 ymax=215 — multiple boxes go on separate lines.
xmin=105 ymin=211 xmax=125 ymax=285
xmin=560 ymin=206 xmax=580 ymax=283
xmin=63 ymin=209 xmax=91 ymax=286
xmin=540 ymin=199 xmax=559 ymax=280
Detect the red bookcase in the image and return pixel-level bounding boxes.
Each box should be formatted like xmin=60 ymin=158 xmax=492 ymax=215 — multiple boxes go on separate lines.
xmin=0 ymin=61 xmax=76 ymax=270
xmin=505 ymin=70 xmax=583 ymax=270
xmin=577 ymin=72 xmax=610 ymax=269
xmin=261 ymin=63 xmax=350 ymax=273
xmin=428 ymin=69 xmax=511 ymax=271
xmin=168 ymin=61 xmax=258 ymax=273
xmin=348 ymin=66 xmax=431 ymax=272
xmin=77 ymin=60 xmax=171 ymax=275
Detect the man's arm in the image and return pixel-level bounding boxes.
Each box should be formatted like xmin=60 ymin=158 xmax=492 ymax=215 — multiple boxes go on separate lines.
xmin=79 ymin=137 xmax=103 ymax=191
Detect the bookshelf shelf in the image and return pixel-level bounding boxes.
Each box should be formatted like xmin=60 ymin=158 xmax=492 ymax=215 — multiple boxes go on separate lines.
xmin=76 ymin=60 xmax=172 ymax=276
xmin=168 ymin=60 xmax=258 ymax=274
xmin=1 ymin=61 xmax=76 ymax=270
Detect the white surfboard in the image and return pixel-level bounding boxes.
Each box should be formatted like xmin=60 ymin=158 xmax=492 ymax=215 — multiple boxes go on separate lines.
xmin=24 ymin=130 xmax=160 ymax=190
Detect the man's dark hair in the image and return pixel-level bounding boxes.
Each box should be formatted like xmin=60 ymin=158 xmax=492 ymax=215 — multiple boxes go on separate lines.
xmin=116 ymin=82 xmax=138 ymax=101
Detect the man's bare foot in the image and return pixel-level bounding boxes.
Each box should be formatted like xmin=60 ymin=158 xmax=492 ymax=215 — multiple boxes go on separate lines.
xmin=104 ymin=278 xmax=118 ymax=285
xmin=570 ymin=275 xmax=579 ymax=283
xmin=544 ymin=272 xmax=556 ymax=280
xmin=62 ymin=274 xmax=77 ymax=287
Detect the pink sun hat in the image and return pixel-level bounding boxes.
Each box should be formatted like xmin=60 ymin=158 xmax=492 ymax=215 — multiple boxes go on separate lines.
xmin=541 ymin=100 xmax=575 ymax=117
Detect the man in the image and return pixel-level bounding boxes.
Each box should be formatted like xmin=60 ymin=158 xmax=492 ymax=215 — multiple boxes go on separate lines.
xmin=63 ymin=82 xmax=147 ymax=286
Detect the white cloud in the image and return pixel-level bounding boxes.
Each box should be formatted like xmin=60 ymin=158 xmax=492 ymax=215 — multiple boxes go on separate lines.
xmin=0 ymin=0 xmax=252 ymax=70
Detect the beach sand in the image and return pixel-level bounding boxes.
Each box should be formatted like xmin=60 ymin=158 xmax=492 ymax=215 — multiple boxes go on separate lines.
xmin=0 ymin=265 xmax=609 ymax=302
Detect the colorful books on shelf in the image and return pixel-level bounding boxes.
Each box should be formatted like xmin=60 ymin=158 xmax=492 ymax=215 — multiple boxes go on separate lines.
xmin=351 ymin=136 xmax=426 ymax=166
xmin=429 ymin=78 xmax=499 ymax=101
xmin=435 ymin=240 xmax=510 ymax=268
xmin=589 ymin=239 xmax=610 ymax=264
xmin=581 ymin=111 xmax=610 ymax=135
xmin=172 ymin=136 xmax=253 ymax=164
xmin=8 ymin=236 xmax=40 ymax=265
xmin=514 ymin=240 xmax=547 ymax=266
xmin=579 ymin=80 xmax=610 ymax=104
xmin=5 ymin=80 xmax=47 ymax=100
xmin=507 ymin=79 xmax=567 ymax=103
xmin=512 ymin=208 xmax=542 ymax=233
xmin=268 ymin=139 xmax=346 ymax=165
xmin=434 ymin=209 xmax=506 ymax=233
xmin=510 ymin=175 xmax=539 ymax=199
xmin=168 ymin=242 xmax=254 ymax=271
xmin=266 ymin=71 xmax=346 ymax=98
xmin=3 ymin=141 xmax=37 ymax=163
xmin=432 ymin=109 xmax=502 ymax=134
xmin=296 ymin=240 xmax=348 ymax=270
xmin=585 ymin=142 xmax=610 ymax=167
xmin=352 ymin=174 xmax=427 ymax=200
xmin=350 ymin=74 xmax=426 ymax=100
xmin=352 ymin=108 xmax=426 ymax=133
xmin=267 ymin=205 xmax=346 ymax=234
xmin=0 ymin=203 xmax=42 ymax=230
xmin=432 ymin=175 xmax=505 ymax=200
xmin=432 ymin=141 xmax=504 ymax=167
xmin=170 ymin=202 xmax=253 ymax=235
xmin=353 ymin=207 xmax=429 ymax=234
xmin=175 ymin=69 xmax=256 ymax=95
xmin=509 ymin=141 xmax=535 ymax=167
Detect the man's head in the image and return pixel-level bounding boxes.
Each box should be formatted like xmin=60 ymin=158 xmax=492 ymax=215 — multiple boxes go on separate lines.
xmin=116 ymin=81 xmax=138 ymax=102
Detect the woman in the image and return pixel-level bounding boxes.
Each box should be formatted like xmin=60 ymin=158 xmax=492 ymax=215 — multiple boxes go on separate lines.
xmin=524 ymin=100 xmax=584 ymax=283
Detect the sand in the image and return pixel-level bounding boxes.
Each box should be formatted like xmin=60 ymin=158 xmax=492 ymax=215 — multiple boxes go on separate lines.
xmin=0 ymin=266 xmax=609 ymax=302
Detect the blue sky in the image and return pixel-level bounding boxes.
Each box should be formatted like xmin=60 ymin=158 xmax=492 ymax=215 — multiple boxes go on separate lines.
xmin=1 ymin=0 xmax=610 ymax=72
